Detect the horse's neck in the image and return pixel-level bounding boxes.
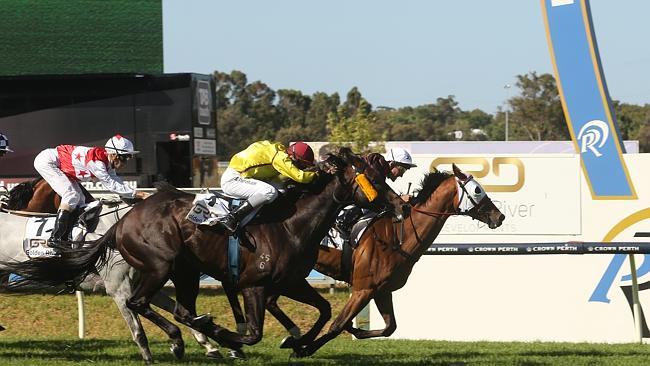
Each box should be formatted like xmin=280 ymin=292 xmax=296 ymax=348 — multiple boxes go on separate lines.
xmin=284 ymin=178 xmax=342 ymax=248
xmin=403 ymin=177 xmax=457 ymax=257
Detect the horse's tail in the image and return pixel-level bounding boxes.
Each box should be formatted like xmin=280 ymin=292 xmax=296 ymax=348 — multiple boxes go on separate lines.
xmin=0 ymin=224 xmax=118 ymax=288
xmin=6 ymin=178 xmax=40 ymax=210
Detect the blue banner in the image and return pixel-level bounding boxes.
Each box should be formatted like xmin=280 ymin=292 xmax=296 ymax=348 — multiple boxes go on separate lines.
xmin=541 ymin=0 xmax=636 ymax=199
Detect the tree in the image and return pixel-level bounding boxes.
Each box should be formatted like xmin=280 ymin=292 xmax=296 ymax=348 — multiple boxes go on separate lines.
xmin=328 ymin=97 xmax=381 ymax=153
xmin=614 ymin=102 xmax=650 ymax=152
xmin=506 ymin=72 xmax=568 ymax=141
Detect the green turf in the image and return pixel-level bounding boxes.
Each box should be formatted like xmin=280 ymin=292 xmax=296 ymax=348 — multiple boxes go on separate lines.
xmin=1 ymin=289 xmax=649 ymax=365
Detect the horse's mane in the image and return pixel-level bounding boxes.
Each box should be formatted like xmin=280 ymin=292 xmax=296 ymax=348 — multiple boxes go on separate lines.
xmin=153 ymin=181 xmax=192 ymax=197
xmin=6 ymin=178 xmax=41 ymax=210
xmin=410 ymin=171 xmax=453 ymax=206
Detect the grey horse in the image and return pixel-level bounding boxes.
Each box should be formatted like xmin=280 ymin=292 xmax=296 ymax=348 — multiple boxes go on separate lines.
xmin=0 ymin=202 xmax=223 ymax=363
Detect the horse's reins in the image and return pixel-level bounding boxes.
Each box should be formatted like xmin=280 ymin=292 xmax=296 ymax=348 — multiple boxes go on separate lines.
xmin=393 ymin=176 xmax=484 ymax=252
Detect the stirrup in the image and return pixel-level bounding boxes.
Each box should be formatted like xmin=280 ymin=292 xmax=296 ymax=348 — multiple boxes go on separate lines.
xmin=220 ymin=216 xmax=239 ymax=233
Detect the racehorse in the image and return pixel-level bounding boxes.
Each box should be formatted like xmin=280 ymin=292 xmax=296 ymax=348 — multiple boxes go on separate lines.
xmin=2 ymin=177 xmax=94 ymax=214
xmin=1 ymin=148 xmax=406 ymax=359
xmin=0 ymin=178 xmax=223 ymax=363
xmin=241 ymin=164 xmax=505 ymax=357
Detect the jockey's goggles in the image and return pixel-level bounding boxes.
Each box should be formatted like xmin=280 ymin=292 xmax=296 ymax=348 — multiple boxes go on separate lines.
xmin=117 ymin=154 xmax=133 ymax=162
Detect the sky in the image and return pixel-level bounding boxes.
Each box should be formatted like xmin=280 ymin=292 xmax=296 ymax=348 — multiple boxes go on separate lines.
xmin=162 ymin=0 xmax=650 ymax=114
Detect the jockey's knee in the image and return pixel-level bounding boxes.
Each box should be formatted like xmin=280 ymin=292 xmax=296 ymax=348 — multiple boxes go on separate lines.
xmin=248 ymin=188 xmax=277 ymax=207
xmin=61 ymin=194 xmax=81 ymax=211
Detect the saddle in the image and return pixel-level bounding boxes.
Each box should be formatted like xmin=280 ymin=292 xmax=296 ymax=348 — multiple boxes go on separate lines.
xmin=321 ymin=209 xmax=388 ymax=280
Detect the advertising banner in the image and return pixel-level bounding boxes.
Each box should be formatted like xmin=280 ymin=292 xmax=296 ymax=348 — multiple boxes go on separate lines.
xmin=389 ymin=154 xmax=581 ymax=236
xmin=541 ymin=0 xmax=635 ymax=199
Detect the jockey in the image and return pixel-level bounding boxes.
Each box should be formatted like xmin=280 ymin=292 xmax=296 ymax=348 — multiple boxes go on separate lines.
xmin=365 ymin=147 xmax=417 ymax=182
xmin=334 ymin=147 xmax=416 ymax=245
xmin=34 ymin=134 xmax=149 ymax=248
xmin=0 ymin=133 xmax=13 ymax=157
xmin=220 ymin=140 xmax=317 ymax=233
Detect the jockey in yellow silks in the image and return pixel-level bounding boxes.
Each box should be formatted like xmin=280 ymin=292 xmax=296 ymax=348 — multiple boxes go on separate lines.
xmin=220 ymin=140 xmax=317 ymax=233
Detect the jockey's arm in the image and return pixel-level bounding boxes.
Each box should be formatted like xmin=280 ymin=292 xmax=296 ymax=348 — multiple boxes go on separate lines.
xmin=87 ymin=161 xmax=137 ymax=198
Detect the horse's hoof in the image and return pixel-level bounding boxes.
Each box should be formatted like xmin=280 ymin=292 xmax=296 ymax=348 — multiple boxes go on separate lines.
xmin=205 ymin=349 xmax=223 ymax=360
xmin=279 ymin=335 xmax=296 ymax=349
xmin=227 ymin=349 xmax=246 ymax=359
xmin=192 ymin=313 xmax=213 ymax=326
xmin=170 ymin=342 xmax=185 ymax=360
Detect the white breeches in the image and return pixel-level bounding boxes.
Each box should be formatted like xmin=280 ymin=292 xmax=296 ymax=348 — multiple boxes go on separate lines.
xmin=220 ymin=168 xmax=278 ymax=208
xmin=34 ymin=148 xmax=85 ymax=210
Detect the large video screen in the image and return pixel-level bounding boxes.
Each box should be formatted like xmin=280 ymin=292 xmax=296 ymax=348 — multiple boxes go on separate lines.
xmin=0 ymin=0 xmax=162 ymax=75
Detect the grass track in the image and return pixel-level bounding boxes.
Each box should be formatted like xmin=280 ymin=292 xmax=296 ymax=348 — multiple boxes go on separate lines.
xmin=1 ymin=289 xmax=650 ymax=365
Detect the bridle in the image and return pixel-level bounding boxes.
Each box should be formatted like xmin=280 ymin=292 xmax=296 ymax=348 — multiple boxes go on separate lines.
xmin=410 ymin=175 xmax=486 ymax=218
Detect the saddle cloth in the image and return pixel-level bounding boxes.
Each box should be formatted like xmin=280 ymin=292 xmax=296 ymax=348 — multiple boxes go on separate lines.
xmin=186 ymin=193 xmax=230 ymax=226
xmin=22 ymin=200 xmax=103 ymax=258
xmin=186 ymin=192 xmax=258 ymax=227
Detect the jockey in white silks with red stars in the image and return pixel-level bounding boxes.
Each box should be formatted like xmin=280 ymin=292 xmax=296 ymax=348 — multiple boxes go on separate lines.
xmin=33 ymin=134 xmax=149 ymax=248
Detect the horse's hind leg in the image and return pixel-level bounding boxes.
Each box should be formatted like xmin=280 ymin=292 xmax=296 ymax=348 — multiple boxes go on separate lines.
xmin=149 ymin=291 xmax=222 ymax=359
xmin=112 ymin=292 xmax=153 ymax=363
xmin=347 ymin=290 xmax=397 ymax=339
xmin=126 ymin=268 xmax=185 ymax=360
xmin=101 ymin=257 xmax=153 ymax=364
xmin=277 ymin=279 xmax=331 ymax=350
xmin=267 ymin=294 xmax=302 ymax=338
xmin=299 ymin=288 xmax=374 ymax=357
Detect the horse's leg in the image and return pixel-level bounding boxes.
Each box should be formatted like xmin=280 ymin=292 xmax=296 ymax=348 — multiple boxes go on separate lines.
xmin=223 ymin=282 xmax=248 ymax=334
xmin=346 ymin=290 xmax=397 ymax=339
xmin=266 ymin=294 xmax=302 ymax=338
xmin=164 ymin=264 xmax=230 ymax=360
xmin=236 ymin=286 xmax=266 ymax=345
xmin=277 ymin=279 xmax=331 ymax=350
xmin=298 ymin=288 xmax=374 ymax=357
xmin=150 ymin=291 xmax=222 ymax=360
xmin=125 ymin=268 xmax=186 ymax=361
xmin=103 ymin=264 xmax=153 ymax=364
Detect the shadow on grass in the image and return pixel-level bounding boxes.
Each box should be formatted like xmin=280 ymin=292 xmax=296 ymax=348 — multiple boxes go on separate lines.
xmin=0 ymin=339 xmax=218 ymax=364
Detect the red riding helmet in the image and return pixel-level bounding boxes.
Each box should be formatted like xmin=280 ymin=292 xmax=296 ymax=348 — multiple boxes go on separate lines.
xmin=286 ymin=142 xmax=315 ymax=167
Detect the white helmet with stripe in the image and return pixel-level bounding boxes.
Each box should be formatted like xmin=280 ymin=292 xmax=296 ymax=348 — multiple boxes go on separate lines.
xmin=105 ymin=134 xmax=139 ymax=155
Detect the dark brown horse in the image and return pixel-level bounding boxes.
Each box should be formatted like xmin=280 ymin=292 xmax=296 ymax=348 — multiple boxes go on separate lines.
xmin=256 ymin=164 xmax=505 ymax=357
xmin=2 ymin=148 xmax=406 ymax=358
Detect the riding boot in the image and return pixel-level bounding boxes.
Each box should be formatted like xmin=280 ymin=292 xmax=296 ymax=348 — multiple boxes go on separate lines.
xmin=48 ymin=209 xmax=71 ymax=249
xmin=221 ymin=201 xmax=255 ymax=233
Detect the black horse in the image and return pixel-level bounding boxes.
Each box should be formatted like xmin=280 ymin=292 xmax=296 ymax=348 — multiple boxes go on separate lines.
xmin=2 ymin=148 xmax=405 ymax=359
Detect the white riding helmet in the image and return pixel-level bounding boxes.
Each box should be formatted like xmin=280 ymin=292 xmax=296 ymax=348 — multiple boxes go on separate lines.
xmin=385 ymin=147 xmax=416 ymax=167
xmin=0 ymin=133 xmax=13 ymax=152
xmin=105 ymin=134 xmax=139 ymax=155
